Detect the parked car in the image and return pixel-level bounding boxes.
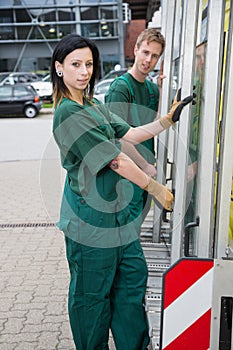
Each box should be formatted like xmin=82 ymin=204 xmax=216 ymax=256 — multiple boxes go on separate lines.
xmin=30 ymin=74 xmax=53 ymax=102
xmin=94 ymin=78 xmax=114 ymax=103
xmin=0 ymin=72 xmax=40 ymax=85
xmin=0 ymin=71 xmax=53 ymax=101
xmin=147 ymin=69 xmax=160 ymax=83
xmin=0 ymin=83 xmax=42 ymax=118
xmin=100 ymin=68 xmax=128 ymax=81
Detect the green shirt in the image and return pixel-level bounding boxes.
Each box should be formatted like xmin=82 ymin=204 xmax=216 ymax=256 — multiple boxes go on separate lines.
xmin=53 ymin=97 xmax=139 ymax=248
xmin=105 ymin=72 xmax=159 ymax=162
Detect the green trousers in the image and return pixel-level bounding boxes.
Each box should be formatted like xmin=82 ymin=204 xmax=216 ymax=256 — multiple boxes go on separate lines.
xmin=65 ymin=237 xmax=150 ymax=350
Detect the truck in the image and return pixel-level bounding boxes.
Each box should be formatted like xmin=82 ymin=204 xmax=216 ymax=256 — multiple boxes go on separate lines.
xmin=142 ymin=1 xmax=233 ymax=349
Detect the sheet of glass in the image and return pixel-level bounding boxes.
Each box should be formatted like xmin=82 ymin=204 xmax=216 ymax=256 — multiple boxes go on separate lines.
xmin=219 ymin=0 xmax=233 ymax=250
xmin=185 ymin=41 xmax=206 ymax=225
xmin=184 ymin=0 xmax=209 ymax=256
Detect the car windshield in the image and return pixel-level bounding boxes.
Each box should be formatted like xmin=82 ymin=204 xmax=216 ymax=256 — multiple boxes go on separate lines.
xmin=0 ymin=73 xmax=9 ymax=83
xmin=42 ymin=74 xmax=51 ymax=82
xmin=95 ymin=80 xmax=112 ymax=94
xmin=101 ymin=69 xmax=127 ymax=80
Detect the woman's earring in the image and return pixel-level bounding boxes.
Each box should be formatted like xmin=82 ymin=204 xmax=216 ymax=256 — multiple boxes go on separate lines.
xmin=56 ymin=71 xmax=63 ymax=77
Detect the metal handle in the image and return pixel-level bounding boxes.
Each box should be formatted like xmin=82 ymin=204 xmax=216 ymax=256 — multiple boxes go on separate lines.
xmin=184 ymin=216 xmax=200 ymax=257
xmin=162 ymin=189 xmax=175 ymax=223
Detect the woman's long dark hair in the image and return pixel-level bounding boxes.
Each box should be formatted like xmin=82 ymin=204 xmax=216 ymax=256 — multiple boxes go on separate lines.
xmin=51 ymin=33 xmax=100 ymax=106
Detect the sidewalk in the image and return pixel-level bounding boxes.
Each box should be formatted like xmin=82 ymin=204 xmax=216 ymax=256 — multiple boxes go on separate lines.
xmin=0 ymin=159 xmax=116 ymax=350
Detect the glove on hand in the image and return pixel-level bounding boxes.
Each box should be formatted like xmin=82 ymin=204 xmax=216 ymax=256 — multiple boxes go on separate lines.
xmin=159 ymin=88 xmax=195 ymax=129
xmin=143 ymin=176 xmax=174 ymax=211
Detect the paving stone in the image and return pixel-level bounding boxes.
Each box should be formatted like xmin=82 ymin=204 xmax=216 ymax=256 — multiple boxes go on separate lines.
xmin=14 ymin=342 xmax=39 ymax=350
xmin=0 ymin=318 xmax=7 ymax=332
xmin=1 ymin=317 xmax=26 ymax=334
xmin=0 ymin=310 xmax=27 ymax=320
xmin=23 ymin=309 xmax=45 ymax=325
xmin=11 ymin=302 xmax=47 ymax=312
xmin=15 ymin=291 xmax=34 ymax=303
xmin=0 ymin=299 xmax=15 ymax=312
xmin=0 ymin=332 xmax=39 ymax=343
xmin=22 ymin=322 xmax=62 ymax=333
xmin=0 ymin=342 xmax=19 ymax=350
xmin=36 ymin=331 xmax=60 ymax=349
xmin=0 ymin=161 xmax=120 ymax=350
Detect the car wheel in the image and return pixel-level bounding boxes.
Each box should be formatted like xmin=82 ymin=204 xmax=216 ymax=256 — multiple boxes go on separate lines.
xmin=24 ymin=105 xmax=37 ymax=118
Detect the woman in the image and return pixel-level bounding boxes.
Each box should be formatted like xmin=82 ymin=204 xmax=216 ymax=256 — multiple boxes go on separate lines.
xmin=51 ymin=33 xmax=193 ymax=350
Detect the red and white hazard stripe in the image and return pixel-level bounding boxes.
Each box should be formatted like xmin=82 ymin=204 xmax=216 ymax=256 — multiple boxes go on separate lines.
xmin=161 ymin=259 xmax=214 ymax=350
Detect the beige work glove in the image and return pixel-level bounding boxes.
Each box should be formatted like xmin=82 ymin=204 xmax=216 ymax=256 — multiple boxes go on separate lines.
xmin=159 ymin=88 xmax=195 ymax=129
xmin=143 ymin=176 xmax=174 ymax=211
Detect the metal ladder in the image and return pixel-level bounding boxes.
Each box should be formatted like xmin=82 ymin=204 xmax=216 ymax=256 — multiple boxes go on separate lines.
xmin=140 ymin=208 xmax=171 ymax=350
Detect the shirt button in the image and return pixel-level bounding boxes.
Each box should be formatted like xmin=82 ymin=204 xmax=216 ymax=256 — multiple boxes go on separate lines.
xmin=80 ymin=199 xmax=86 ymax=204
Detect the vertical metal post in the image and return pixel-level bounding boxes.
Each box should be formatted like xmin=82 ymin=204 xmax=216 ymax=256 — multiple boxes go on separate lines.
xmin=214 ymin=0 xmax=233 ymax=259
xmin=117 ymin=0 xmax=125 ymax=69
xmin=196 ymin=0 xmax=225 ymax=258
xmin=170 ymin=0 xmax=199 ymax=263
xmin=153 ymin=0 xmax=176 ymax=242
xmin=74 ymin=0 xmax=81 ymax=35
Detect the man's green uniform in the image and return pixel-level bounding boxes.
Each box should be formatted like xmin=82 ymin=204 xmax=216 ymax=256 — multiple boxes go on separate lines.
xmin=105 ymin=72 xmax=159 ymax=230
xmin=53 ymin=97 xmax=150 ymax=350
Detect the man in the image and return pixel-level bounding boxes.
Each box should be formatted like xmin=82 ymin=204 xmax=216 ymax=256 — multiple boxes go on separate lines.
xmin=105 ymin=28 xmax=166 ymax=231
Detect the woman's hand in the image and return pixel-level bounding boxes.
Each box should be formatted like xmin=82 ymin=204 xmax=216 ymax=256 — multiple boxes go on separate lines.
xmin=142 ymin=163 xmax=157 ymax=178
xmin=143 ymin=176 xmax=174 ymax=211
xmin=159 ymin=88 xmax=195 ymax=129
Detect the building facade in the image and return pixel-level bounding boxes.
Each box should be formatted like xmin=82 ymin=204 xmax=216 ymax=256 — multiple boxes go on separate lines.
xmin=0 ymin=0 xmax=127 ymax=77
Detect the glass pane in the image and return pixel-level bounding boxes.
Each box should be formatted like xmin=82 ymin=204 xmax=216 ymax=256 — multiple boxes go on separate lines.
xmin=184 ymin=0 xmax=209 ymax=255
xmin=80 ymin=6 xmax=98 ymax=20
xmin=58 ymin=9 xmax=75 ymax=22
xmin=80 ymin=0 xmax=116 ymax=3
xmin=0 ymin=9 xmax=14 ymax=40
xmin=185 ymin=41 xmax=206 ymax=224
xmin=101 ymin=21 xmax=117 ymax=37
xmin=14 ymin=85 xmax=28 ymax=96
xmin=217 ymin=1 xmax=233 ymax=249
xmin=0 ymin=85 xmax=12 ymax=97
xmin=16 ymin=25 xmax=31 ymax=40
xmin=100 ymin=6 xmax=118 ymax=20
xmin=80 ymin=0 xmax=99 ymax=3
xmin=41 ymin=9 xmax=56 ymax=22
xmin=81 ymin=23 xmax=99 ymax=38
xmin=15 ymin=9 xmax=31 ymax=22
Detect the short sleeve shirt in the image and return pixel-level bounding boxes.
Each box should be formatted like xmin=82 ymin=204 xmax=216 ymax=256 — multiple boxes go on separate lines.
xmin=53 ymin=97 xmax=130 ymax=195
xmin=53 ymin=98 xmax=140 ymax=247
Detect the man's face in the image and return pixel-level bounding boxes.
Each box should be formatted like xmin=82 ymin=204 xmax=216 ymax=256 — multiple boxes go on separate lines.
xmin=134 ymin=40 xmax=163 ymax=77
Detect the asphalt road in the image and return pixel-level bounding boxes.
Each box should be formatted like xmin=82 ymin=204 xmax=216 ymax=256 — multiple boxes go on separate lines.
xmin=0 ymin=108 xmax=57 ymax=162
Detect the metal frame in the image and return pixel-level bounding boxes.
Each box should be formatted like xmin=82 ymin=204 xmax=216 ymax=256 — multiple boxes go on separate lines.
xmin=153 ymin=0 xmax=176 ymax=242
xmin=170 ymin=0 xmax=199 ymax=263
xmin=214 ymin=0 xmax=233 ymax=259
xmin=210 ymin=259 xmax=233 ymax=349
xmin=196 ymin=0 xmax=226 ymax=258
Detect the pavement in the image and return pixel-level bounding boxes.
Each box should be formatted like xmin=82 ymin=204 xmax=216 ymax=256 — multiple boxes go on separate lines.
xmin=0 ymin=111 xmax=116 ymax=349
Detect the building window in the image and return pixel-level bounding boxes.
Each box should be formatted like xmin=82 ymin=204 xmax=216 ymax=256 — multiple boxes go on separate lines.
xmin=0 ymin=10 xmax=14 ymax=40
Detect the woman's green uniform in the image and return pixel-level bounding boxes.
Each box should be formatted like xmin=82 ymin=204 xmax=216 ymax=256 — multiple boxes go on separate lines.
xmin=53 ymin=97 xmax=150 ymax=350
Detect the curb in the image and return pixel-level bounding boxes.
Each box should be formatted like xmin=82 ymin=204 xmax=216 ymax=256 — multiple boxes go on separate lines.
xmin=40 ymin=108 xmax=54 ymax=114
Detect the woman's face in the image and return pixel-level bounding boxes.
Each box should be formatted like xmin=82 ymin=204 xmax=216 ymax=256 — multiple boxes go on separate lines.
xmin=56 ymin=47 xmax=94 ymax=96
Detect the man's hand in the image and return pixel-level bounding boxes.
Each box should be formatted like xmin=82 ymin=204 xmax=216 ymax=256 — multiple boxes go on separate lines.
xmin=156 ymin=60 xmax=166 ymax=89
